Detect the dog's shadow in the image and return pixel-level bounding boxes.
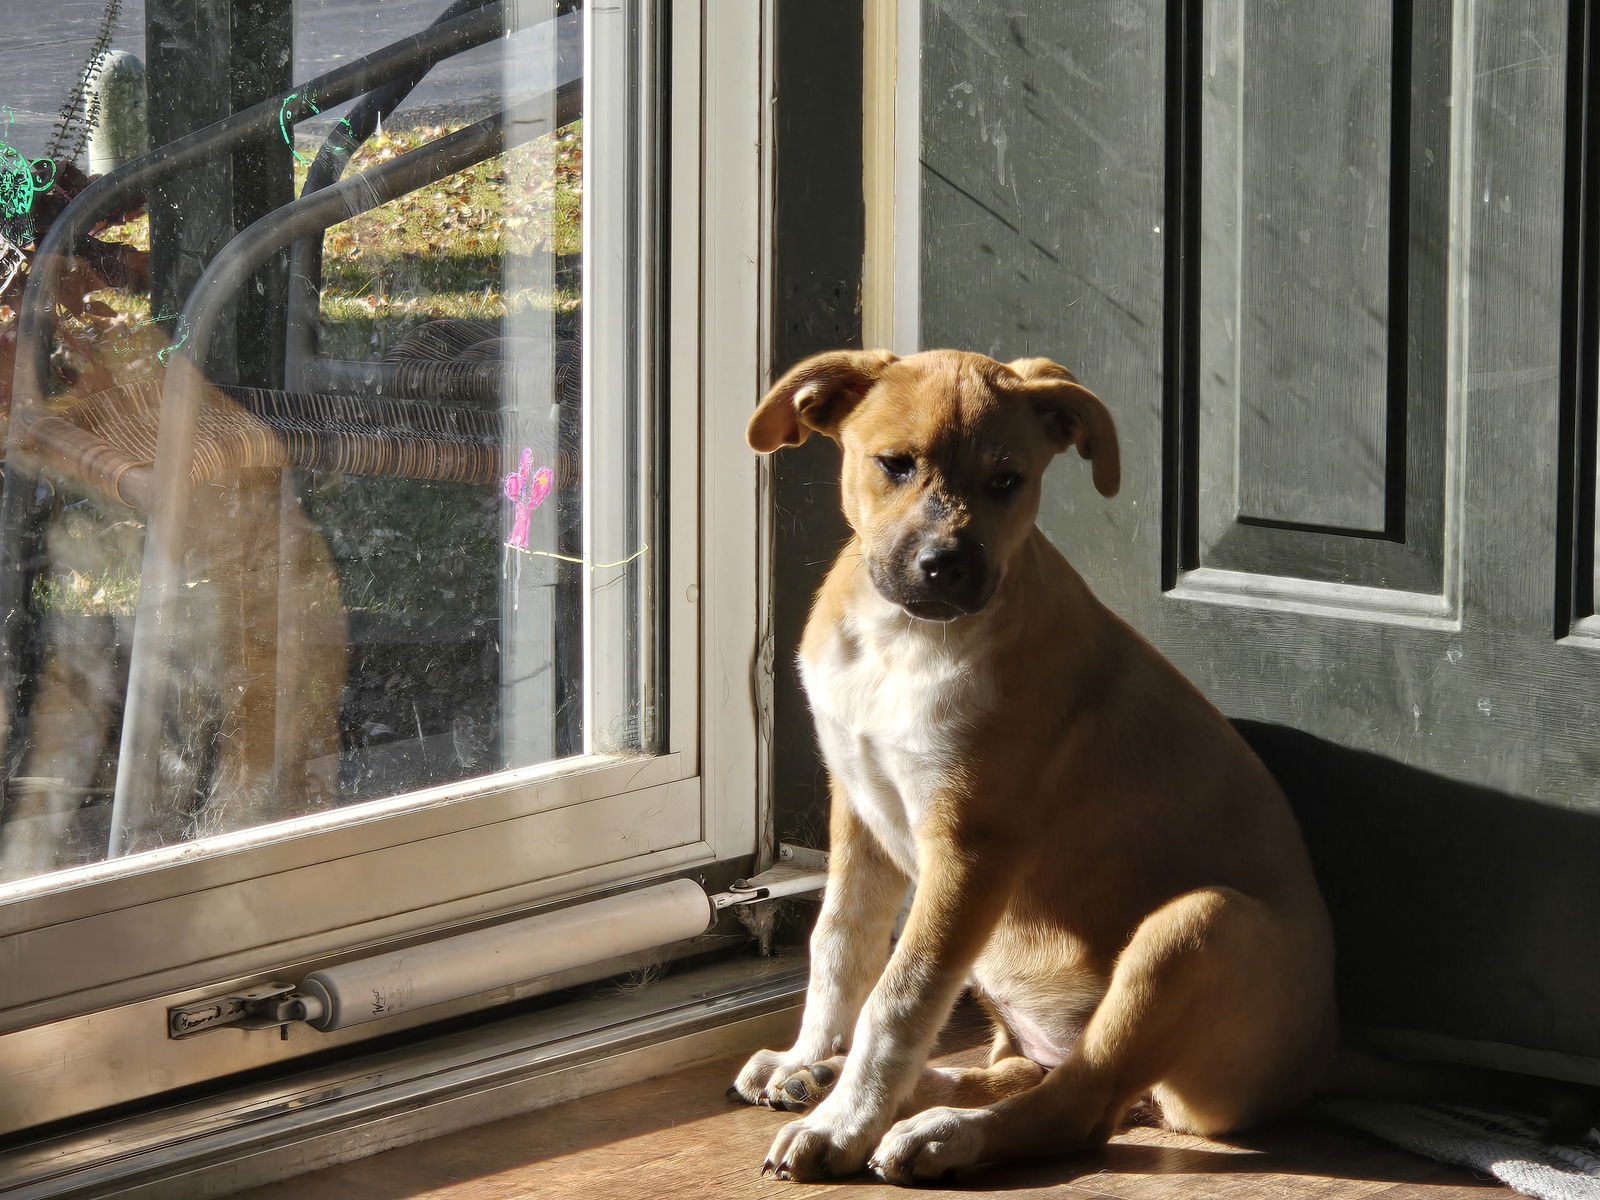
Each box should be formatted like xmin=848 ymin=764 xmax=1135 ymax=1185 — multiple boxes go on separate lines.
xmin=927 ymin=1115 xmax=1503 ymax=1192
xmin=1236 ymin=719 xmax=1600 ymax=1067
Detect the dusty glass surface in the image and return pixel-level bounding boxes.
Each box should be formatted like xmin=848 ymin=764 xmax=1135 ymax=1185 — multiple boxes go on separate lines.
xmin=0 ymin=0 xmax=651 ymax=881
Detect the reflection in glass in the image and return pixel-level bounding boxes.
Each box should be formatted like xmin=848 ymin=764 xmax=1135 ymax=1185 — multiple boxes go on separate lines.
xmin=0 ymin=0 xmax=648 ymax=882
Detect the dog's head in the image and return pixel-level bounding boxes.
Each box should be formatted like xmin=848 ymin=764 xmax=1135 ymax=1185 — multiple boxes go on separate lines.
xmin=748 ymin=348 xmax=1119 ymax=622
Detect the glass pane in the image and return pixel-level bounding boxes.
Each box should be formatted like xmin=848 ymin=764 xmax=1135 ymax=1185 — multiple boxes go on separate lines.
xmin=0 ymin=0 xmax=655 ymax=881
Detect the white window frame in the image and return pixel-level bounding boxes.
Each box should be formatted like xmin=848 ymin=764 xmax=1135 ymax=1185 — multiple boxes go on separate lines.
xmin=862 ymin=0 xmax=921 ymax=356
xmin=0 ymin=0 xmax=768 ymax=1134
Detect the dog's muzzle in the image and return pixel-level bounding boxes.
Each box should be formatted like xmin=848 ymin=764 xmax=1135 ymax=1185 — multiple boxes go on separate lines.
xmin=872 ymin=534 xmax=992 ymax=621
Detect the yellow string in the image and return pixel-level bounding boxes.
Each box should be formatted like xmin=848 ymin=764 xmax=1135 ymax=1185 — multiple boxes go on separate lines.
xmin=506 ymin=541 xmax=649 ymax=571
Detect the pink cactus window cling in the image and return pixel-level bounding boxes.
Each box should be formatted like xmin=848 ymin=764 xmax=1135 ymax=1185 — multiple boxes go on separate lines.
xmin=503 ymin=447 xmax=649 ymax=570
xmin=504 ymin=448 xmax=553 ymax=550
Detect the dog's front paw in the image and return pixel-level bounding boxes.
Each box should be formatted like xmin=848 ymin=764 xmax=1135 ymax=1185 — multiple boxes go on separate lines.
xmin=869 ymin=1106 xmax=996 ymax=1185
xmin=761 ymin=1109 xmax=881 ymax=1181
xmin=729 ymin=1049 xmax=846 ymax=1111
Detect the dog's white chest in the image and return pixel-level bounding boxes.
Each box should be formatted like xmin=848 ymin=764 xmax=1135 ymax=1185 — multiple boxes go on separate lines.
xmin=799 ymin=615 xmax=988 ymax=877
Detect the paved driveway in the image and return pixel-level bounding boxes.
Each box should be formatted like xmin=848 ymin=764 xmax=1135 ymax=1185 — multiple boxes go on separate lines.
xmin=0 ymin=0 xmax=502 ymax=161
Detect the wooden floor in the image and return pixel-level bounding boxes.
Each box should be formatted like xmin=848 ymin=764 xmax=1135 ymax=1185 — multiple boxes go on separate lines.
xmin=230 ymin=1037 xmax=1519 ymax=1200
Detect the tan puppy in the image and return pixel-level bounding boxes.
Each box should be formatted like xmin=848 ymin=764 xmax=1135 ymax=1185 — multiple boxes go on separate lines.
xmin=731 ymin=349 xmax=1336 ymax=1184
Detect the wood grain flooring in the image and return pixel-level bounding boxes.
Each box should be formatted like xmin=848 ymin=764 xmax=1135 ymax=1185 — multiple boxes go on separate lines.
xmin=228 ymin=1027 xmax=1519 ymax=1200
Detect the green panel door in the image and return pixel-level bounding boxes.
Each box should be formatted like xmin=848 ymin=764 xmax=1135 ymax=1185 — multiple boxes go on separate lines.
xmin=916 ymin=0 xmax=1600 ymax=1083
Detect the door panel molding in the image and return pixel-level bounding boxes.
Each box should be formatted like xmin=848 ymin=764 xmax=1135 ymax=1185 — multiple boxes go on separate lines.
xmin=1170 ymin=567 xmax=1456 ymax=628
xmin=1558 ymin=0 xmax=1600 ymax=636
xmin=1169 ymin=0 xmax=1455 ymax=596
xmin=1210 ymin=0 xmax=1401 ymax=535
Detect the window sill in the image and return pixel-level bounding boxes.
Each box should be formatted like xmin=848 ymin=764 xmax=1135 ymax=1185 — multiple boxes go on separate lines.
xmin=0 ymin=955 xmax=805 ymax=1200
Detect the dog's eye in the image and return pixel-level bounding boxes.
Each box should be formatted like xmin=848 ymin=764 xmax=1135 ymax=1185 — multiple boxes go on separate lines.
xmin=876 ymin=454 xmax=916 ymax=483
xmin=988 ymin=470 xmax=1022 ymax=494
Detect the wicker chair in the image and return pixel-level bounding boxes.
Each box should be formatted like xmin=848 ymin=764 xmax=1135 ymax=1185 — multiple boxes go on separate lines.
xmin=15 ymin=324 xmax=579 ymax=511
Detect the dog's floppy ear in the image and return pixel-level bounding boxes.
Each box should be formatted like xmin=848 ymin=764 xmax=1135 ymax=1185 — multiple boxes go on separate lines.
xmin=747 ymin=349 xmax=899 ymax=452
xmin=1008 ymin=357 xmax=1120 ymax=498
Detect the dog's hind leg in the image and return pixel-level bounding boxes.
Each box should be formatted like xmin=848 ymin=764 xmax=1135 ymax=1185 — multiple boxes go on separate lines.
xmin=868 ymin=887 xmax=1334 ymax=1183
xmin=775 ymin=1025 xmax=1045 ymax=1115
xmin=904 ymin=1056 xmax=1046 ymax=1114
xmin=901 ymin=1022 xmax=1045 ymax=1113
xmin=779 ymin=1045 xmax=1047 ymax=1116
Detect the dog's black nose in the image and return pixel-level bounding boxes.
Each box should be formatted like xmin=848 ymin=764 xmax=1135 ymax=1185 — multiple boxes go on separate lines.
xmin=917 ymin=544 xmax=969 ymax=583
xmin=883 ymin=536 xmax=989 ymax=618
